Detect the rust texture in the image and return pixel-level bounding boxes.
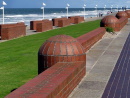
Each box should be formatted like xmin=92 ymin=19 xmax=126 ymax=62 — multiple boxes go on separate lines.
xmin=38 ymin=35 xmax=86 ymax=74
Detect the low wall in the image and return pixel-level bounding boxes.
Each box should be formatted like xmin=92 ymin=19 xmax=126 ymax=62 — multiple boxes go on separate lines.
xmin=69 ymin=16 xmax=84 ymax=24
xmin=125 ymin=10 xmax=130 ymax=18
xmin=115 ymin=17 xmax=128 ymax=31
xmin=58 ymin=18 xmax=70 ymax=27
xmin=30 ymin=20 xmax=43 ymax=30
xmin=30 ymin=19 xmax=50 ymax=30
xmin=36 ymin=20 xmax=53 ymax=32
xmin=5 ymin=22 xmax=106 ymax=98
xmin=5 ymin=62 xmax=86 ymax=98
xmin=0 ymin=23 xmax=26 ymax=40
xmin=100 ymin=15 xmax=128 ymax=32
xmin=76 ymin=27 xmax=106 ymax=51
xmin=52 ymin=17 xmax=67 ymax=26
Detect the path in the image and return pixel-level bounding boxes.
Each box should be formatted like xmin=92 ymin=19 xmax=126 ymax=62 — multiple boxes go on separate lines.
xmin=69 ymin=19 xmax=130 ymax=98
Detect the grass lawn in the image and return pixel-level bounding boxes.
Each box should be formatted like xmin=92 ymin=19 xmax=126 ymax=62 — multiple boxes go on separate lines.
xmin=0 ymin=19 xmax=100 ymax=97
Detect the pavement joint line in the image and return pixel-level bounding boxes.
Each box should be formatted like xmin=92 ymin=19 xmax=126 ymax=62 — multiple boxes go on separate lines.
xmin=69 ymin=31 xmax=119 ymax=98
xmin=86 ymin=34 xmax=117 ymax=74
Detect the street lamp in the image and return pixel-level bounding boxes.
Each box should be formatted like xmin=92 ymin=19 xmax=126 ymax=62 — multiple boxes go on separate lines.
xmin=83 ymin=4 xmax=86 ymax=19
xmin=104 ymin=5 xmax=106 ymax=11
xmin=121 ymin=6 xmax=122 ymax=11
xmin=126 ymin=6 xmax=128 ymax=10
xmin=111 ymin=5 xmax=113 ymax=12
xmin=95 ymin=5 xmax=98 ymax=17
xmin=41 ymin=2 xmax=46 ymax=19
xmin=0 ymin=1 xmax=7 ymax=24
xmin=117 ymin=5 xmax=118 ymax=11
xmin=66 ymin=3 xmax=70 ymax=18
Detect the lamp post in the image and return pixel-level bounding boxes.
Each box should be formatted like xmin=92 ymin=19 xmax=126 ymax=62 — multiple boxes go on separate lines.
xmin=104 ymin=5 xmax=106 ymax=11
xmin=66 ymin=3 xmax=70 ymax=18
xmin=111 ymin=5 xmax=113 ymax=12
xmin=117 ymin=5 xmax=118 ymax=11
xmin=41 ymin=2 xmax=46 ymax=19
xmin=95 ymin=5 xmax=98 ymax=17
xmin=126 ymin=6 xmax=128 ymax=10
xmin=0 ymin=1 xmax=7 ymax=24
xmin=83 ymin=4 xmax=86 ymax=19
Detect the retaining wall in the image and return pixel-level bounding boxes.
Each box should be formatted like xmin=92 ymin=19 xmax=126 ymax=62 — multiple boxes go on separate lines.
xmin=5 ymin=62 xmax=86 ymax=98
xmin=5 ymin=22 xmax=106 ymax=98
xmin=77 ymin=27 xmax=106 ymax=51
xmin=115 ymin=17 xmax=128 ymax=31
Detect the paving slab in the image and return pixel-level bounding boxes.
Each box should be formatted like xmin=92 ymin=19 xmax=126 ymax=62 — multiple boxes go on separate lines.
xmin=69 ymin=19 xmax=130 ymax=98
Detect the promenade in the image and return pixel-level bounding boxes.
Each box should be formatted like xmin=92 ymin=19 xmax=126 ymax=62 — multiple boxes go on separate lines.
xmin=69 ymin=19 xmax=130 ymax=98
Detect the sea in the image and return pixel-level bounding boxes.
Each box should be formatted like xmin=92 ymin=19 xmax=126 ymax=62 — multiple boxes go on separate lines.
xmin=0 ymin=8 xmax=119 ymax=26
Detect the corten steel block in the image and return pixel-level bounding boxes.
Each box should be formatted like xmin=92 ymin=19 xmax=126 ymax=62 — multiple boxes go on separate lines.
xmin=5 ymin=62 xmax=86 ymax=98
xmin=1 ymin=23 xmax=26 ymax=40
xmin=116 ymin=11 xmax=128 ymax=19
xmin=38 ymin=35 xmax=86 ymax=74
xmin=58 ymin=19 xmax=70 ymax=27
xmin=52 ymin=17 xmax=67 ymax=26
xmin=125 ymin=10 xmax=130 ymax=18
xmin=76 ymin=27 xmax=106 ymax=51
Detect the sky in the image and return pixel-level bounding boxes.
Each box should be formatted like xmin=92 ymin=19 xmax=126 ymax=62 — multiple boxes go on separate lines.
xmin=1 ymin=0 xmax=130 ymax=8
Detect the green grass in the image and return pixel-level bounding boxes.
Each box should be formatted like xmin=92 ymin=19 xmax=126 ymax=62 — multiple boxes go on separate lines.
xmin=0 ymin=20 xmax=100 ymax=98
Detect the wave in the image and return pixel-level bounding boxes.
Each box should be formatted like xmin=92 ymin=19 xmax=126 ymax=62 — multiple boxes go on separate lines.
xmin=0 ymin=9 xmax=116 ymax=25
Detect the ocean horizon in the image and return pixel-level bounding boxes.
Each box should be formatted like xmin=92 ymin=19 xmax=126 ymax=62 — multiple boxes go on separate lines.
xmin=0 ymin=8 xmax=120 ymax=25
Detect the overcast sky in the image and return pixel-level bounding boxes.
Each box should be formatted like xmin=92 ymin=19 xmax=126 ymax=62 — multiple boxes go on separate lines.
xmin=1 ymin=0 xmax=130 ymax=8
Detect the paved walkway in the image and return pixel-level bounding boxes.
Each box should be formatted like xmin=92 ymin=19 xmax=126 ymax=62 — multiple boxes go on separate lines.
xmin=69 ymin=19 xmax=130 ymax=98
xmin=102 ymin=33 xmax=130 ymax=98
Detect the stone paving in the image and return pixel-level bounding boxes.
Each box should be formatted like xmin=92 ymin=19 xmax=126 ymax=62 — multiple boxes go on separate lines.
xmin=102 ymin=33 xmax=130 ymax=98
xmin=69 ymin=19 xmax=130 ymax=98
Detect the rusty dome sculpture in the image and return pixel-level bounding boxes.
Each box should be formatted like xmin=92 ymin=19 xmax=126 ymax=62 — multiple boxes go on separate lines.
xmin=125 ymin=10 xmax=130 ymax=18
xmin=38 ymin=35 xmax=86 ymax=74
xmin=116 ymin=11 xmax=128 ymax=19
xmin=100 ymin=15 xmax=118 ymax=29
